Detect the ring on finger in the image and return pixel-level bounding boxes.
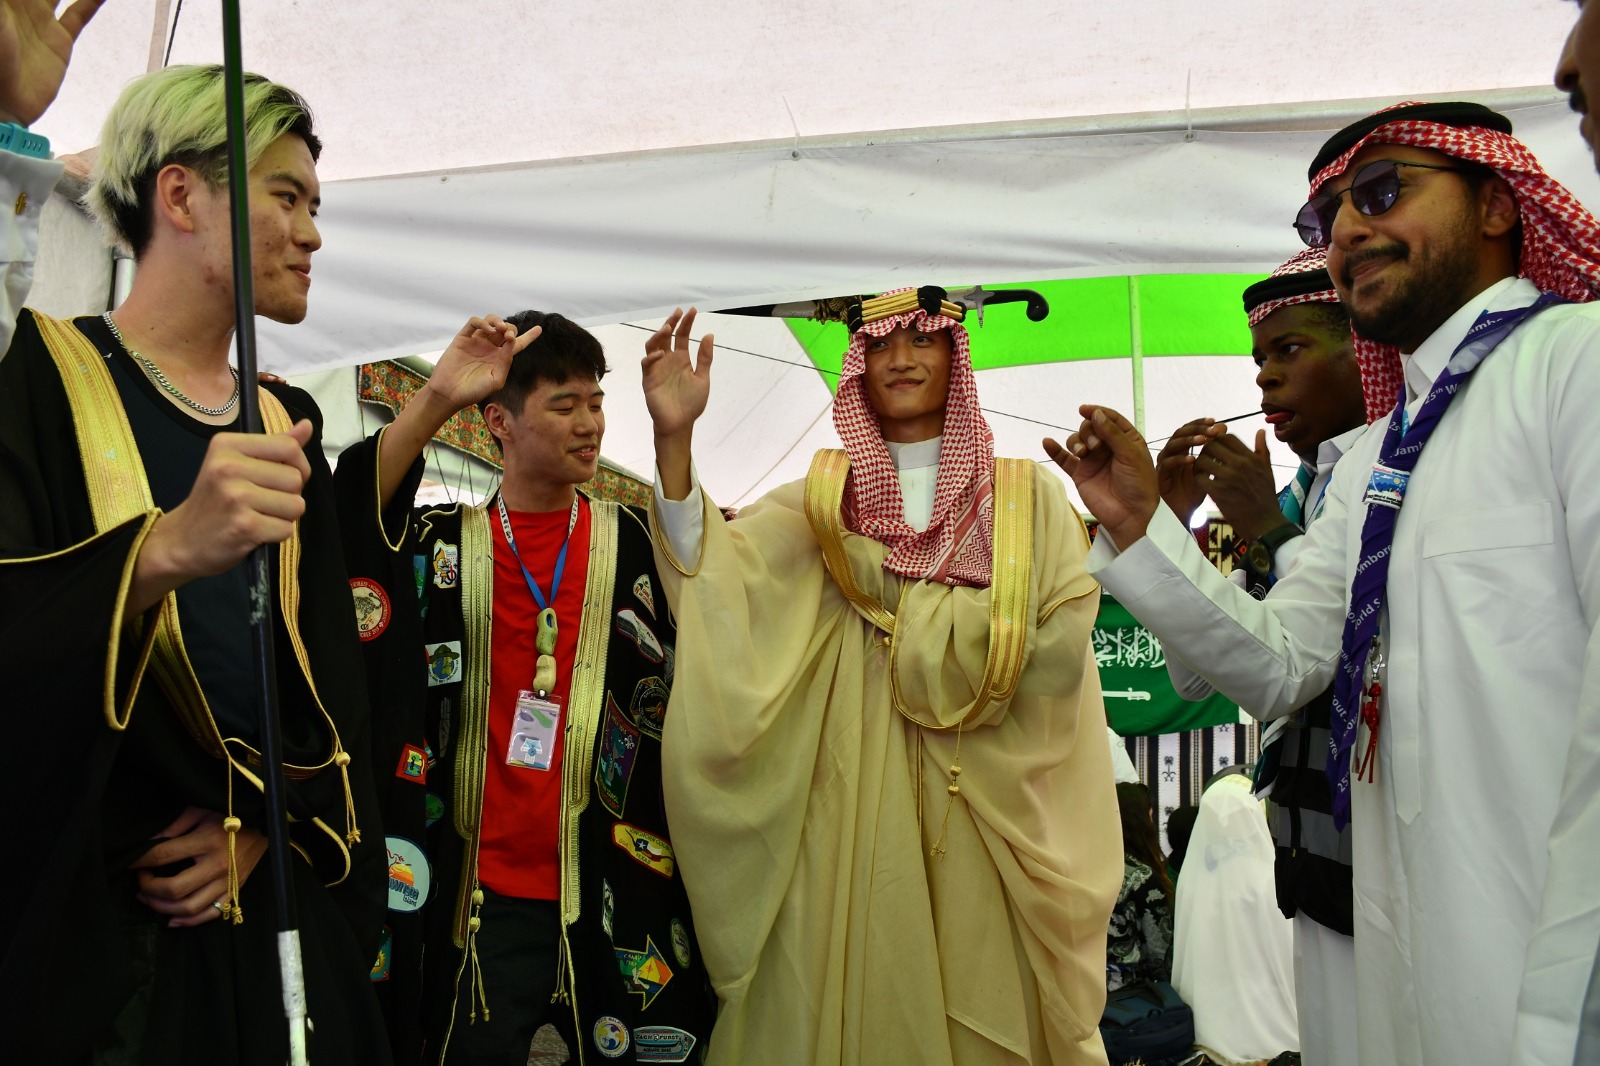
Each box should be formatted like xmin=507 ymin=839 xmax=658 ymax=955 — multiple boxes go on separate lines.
xmin=212 ymin=900 xmax=226 ymax=915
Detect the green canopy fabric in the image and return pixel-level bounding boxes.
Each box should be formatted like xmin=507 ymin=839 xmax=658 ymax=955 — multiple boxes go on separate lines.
xmin=788 ymin=273 xmax=1267 ymax=385
xmin=1094 ymin=594 xmax=1241 ymax=736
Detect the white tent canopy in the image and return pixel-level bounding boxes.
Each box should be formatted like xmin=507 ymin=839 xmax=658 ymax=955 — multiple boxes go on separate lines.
xmin=24 ymin=1 xmax=1597 ymax=507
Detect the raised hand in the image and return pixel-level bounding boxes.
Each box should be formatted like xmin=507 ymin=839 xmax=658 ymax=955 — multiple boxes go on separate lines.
xmin=1196 ymin=429 xmax=1287 ymax=542
xmin=130 ymin=419 xmax=315 ymax=613
xmin=425 ymin=314 xmax=539 ymax=412
xmin=1043 ymin=405 xmax=1160 ymax=547
xmin=0 ymin=0 xmax=106 ymax=127
xmin=642 ymin=307 xmax=713 ymax=439
xmin=1154 ymin=417 xmax=1220 ymax=527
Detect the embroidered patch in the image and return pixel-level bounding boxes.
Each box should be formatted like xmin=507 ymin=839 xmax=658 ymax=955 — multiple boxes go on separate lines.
xmin=424 ymin=742 xmax=438 ymax=769
xmin=615 ymin=608 xmax=665 ymax=664
xmin=616 ymin=935 xmax=675 ymax=1010
xmin=630 ymin=676 xmax=670 ymax=740
xmin=1364 ymin=462 xmax=1410 ymax=510
xmin=351 ymin=577 xmax=391 ymax=642
xmin=424 ymin=792 xmax=445 ymax=828
xmin=663 ymin=641 xmax=675 ymax=686
xmin=595 ymin=695 xmax=640 ymax=818
xmin=370 ymin=926 xmax=393 ymax=982
xmin=394 ymin=743 xmax=428 ymax=784
xmin=594 ymin=1016 xmax=630 ymax=1059
xmin=438 ymin=697 xmax=453 ymax=756
xmin=602 ymin=878 xmax=615 ymax=940
xmin=426 ymin=641 xmax=463 ymax=687
xmin=432 ymin=540 xmax=460 ymax=589
xmin=385 ymin=835 xmax=431 ymax=913
xmin=670 ymin=917 xmax=692 ymax=968
xmin=613 ymin=823 xmax=675 ymax=878
xmin=632 ymin=574 xmax=657 ymax=618
xmin=635 ymin=1026 xmax=697 ymax=1063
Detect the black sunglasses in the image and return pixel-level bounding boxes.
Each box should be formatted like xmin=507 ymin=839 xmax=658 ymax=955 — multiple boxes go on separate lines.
xmin=1294 ymin=159 xmax=1468 ymax=248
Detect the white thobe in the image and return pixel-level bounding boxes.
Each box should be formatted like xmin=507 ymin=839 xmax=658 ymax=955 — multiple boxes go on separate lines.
xmin=1090 ymin=277 xmax=1600 ymax=1066
xmin=1164 ymin=424 xmax=1366 ymax=1066
xmin=0 ymin=149 xmax=63 ymax=359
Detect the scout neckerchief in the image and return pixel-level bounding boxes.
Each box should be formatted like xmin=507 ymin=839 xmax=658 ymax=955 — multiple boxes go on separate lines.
xmin=1327 ymin=291 xmax=1565 ymax=829
xmin=1307 ymin=104 xmax=1600 ymax=423
xmin=1277 ymin=463 xmax=1317 ymax=529
xmin=496 ymin=494 xmax=579 ymax=697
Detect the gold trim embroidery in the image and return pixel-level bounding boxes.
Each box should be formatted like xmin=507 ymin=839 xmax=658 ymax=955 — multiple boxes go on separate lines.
xmin=561 ymin=497 xmax=617 ymax=926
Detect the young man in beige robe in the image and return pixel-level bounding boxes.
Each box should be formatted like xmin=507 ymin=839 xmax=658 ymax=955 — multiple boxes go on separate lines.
xmin=642 ymin=296 xmax=1121 ymax=1066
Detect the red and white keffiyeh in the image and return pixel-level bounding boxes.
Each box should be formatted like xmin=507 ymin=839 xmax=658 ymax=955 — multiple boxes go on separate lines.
xmin=1246 ymin=247 xmax=1341 ymax=329
xmin=1310 ymin=102 xmax=1600 ymax=422
xmin=832 ymin=299 xmax=996 ymax=588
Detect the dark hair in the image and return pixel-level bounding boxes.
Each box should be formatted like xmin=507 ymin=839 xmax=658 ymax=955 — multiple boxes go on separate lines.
xmin=1163 ymin=805 xmax=1199 ymax=877
xmin=479 ymin=310 xmax=609 ymax=443
xmin=1116 ymin=782 xmax=1174 ymax=900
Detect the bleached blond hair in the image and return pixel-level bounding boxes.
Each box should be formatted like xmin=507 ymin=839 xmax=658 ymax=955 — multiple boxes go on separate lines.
xmin=87 ymin=64 xmax=320 ymax=257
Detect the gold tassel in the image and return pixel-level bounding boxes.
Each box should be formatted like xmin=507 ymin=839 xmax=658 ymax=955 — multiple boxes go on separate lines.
xmin=335 ymin=748 xmax=360 ymax=844
xmin=220 ymin=767 xmax=244 ymax=924
xmin=466 ymin=888 xmax=490 ymax=1022
xmin=929 ymin=722 xmax=964 ymax=861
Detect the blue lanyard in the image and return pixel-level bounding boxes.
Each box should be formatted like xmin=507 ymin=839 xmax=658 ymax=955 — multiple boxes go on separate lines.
xmin=497 ymin=495 xmax=579 ymax=610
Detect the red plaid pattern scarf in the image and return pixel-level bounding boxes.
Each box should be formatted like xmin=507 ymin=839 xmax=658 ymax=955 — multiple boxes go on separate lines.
xmin=1310 ymin=103 xmax=1600 ymax=422
xmin=1247 ymin=247 xmax=1341 ymax=328
xmin=832 ymin=303 xmax=996 ymax=588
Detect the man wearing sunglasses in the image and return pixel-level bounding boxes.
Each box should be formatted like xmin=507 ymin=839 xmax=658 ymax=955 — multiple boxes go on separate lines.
xmin=1048 ymin=101 xmax=1600 ymax=1066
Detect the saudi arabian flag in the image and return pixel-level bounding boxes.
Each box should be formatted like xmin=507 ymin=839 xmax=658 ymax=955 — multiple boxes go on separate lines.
xmin=1094 ymin=593 xmax=1241 ymax=736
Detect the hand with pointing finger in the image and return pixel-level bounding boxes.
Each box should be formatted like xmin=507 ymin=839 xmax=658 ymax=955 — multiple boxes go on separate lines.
xmin=1043 ymin=405 xmax=1161 ymax=548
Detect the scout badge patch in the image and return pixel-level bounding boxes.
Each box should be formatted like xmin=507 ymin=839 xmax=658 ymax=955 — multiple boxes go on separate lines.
xmin=613 ymin=823 xmax=674 ymax=878
xmin=615 ymin=935 xmax=675 ymax=1009
xmin=432 ymin=539 xmax=459 ymax=589
xmin=615 ymin=608 xmax=665 ymax=663
xmin=351 ymin=577 xmax=390 ymax=642
xmin=670 ymin=917 xmax=692 ymax=968
xmin=426 ymin=641 xmax=463 ymax=686
xmin=595 ymin=695 xmax=640 ymax=816
xmin=632 ymin=573 xmax=656 ymax=618
xmin=394 ymin=742 xmax=428 ymax=784
xmin=630 ymin=676 xmax=669 ymax=740
xmin=594 ymin=1017 xmax=629 ymax=1059
xmin=635 ymin=1027 xmax=697 ymax=1063
xmin=370 ymin=927 xmax=393 ymax=982
xmin=385 ymin=836 xmax=431 ymax=912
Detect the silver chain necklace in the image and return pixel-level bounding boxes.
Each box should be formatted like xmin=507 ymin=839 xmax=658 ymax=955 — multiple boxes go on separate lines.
xmin=102 ymin=313 xmax=241 ymax=417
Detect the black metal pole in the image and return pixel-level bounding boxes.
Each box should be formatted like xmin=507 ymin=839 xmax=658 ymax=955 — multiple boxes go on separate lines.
xmin=218 ymin=4 xmax=311 ymax=1063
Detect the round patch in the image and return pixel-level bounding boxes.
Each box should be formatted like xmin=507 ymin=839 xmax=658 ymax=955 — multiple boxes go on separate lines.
xmin=424 ymin=792 xmax=445 ymax=828
xmin=593 ymin=1016 xmax=629 ymax=1059
xmin=385 ymin=835 xmax=431 ymax=913
xmin=351 ymin=577 xmax=391 ymax=642
xmin=670 ymin=917 xmax=692 ymax=968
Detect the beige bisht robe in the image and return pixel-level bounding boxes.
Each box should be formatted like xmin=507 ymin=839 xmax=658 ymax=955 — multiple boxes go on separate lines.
xmin=653 ymin=455 xmax=1120 ymax=1066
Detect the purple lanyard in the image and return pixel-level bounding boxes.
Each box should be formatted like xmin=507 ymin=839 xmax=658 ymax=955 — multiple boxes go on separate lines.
xmin=1327 ymin=290 xmax=1564 ymax=830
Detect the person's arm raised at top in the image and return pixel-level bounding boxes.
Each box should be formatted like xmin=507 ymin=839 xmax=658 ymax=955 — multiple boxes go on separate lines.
xmin=0 ymin=0 xmax=106 ymax=127
xmin=375 ymin=314 xmax=539 ymax=511
xmin=643 ymin=307 xmax=713 ymax=503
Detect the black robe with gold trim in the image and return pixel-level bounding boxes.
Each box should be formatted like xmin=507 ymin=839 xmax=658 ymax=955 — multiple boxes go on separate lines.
xmin=0 ymin=310 xmax=390 ymax=1066
xmin=337 ymin=434 xmax=715 ymax=1066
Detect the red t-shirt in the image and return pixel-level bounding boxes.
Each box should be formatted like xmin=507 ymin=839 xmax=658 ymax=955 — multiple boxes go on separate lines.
xmin=476 ymin=497 xmax=591 ymax=900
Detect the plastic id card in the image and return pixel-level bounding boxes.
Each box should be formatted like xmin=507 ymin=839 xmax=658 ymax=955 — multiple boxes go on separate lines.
xmin=506 ymin=691 xmax=562 ymax=771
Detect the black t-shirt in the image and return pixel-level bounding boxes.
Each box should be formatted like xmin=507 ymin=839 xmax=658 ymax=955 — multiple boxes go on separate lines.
xmin=77 ymin=314 xmax=256 ymax=738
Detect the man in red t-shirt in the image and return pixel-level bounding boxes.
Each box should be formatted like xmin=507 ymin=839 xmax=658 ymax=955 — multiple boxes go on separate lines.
xmin=342 ymin=311 xmax=715 ymax=1066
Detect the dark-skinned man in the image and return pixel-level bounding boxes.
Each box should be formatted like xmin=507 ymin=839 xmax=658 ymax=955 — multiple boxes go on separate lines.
xmin=1155 ymin=247 xmax=1366 ymax=1066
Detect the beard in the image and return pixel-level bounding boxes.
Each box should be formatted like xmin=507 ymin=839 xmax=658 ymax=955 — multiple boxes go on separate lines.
xmin=1341 ymin=216 xmax=1482 ymax=350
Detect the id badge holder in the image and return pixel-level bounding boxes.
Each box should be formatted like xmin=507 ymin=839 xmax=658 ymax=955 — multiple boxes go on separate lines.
xmin=506 ymin=690 xmax=562 ymax=771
